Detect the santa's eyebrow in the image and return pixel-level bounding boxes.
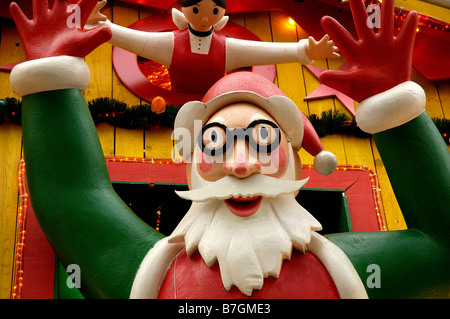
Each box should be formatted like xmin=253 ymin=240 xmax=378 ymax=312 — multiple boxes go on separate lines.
xmin=250 ymin=113 xmax=270 ymax=122
xmin=208 ymin=116 xmax=226 ymax=124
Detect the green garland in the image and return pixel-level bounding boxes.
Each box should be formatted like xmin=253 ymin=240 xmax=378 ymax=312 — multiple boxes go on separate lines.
xmin=1 ymin=97 xmax=450 ymax=144
xmin=308 ymin=110 xmax=371 ymax=138
xmin=87 ymin=97 xmax=180 ymax=129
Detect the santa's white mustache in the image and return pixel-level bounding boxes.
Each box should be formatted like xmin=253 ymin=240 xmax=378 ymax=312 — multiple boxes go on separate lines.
xmin=175 ymin=174 xmax=309 ymax=202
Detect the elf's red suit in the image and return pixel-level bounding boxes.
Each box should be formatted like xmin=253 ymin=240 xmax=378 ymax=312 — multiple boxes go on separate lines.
xmin=169 ymin=29 xmax=227 ymax=94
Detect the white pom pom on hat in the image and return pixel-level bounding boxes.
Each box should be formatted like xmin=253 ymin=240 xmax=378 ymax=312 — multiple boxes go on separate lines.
xmin=313 ymin=150 xmax=338 ymax=175
xmin=174 ymin=72 xmax=337 ymax=175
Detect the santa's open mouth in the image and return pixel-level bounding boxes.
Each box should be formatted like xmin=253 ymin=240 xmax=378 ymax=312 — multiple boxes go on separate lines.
xmin=224 ymin=196 xmax=263 ymax=217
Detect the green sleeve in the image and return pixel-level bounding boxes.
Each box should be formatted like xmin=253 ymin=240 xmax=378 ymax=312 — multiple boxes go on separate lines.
xmin=327 ymin=111 xmax=450 ymax=298
xmin=22 ymin=89 xmax=164 ymax=299
xmin=327 ymin=229 xmax=450 ymax=298
xmin=373 ymin=111 xmax=450 ymax=243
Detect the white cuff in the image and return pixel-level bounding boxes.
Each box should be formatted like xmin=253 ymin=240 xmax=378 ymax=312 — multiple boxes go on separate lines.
xmin=355 ymin=81 xmax=426 ymax=134
xmin=298 ymin=39 xmax=313 ymax=65
xmin=10 ymin=56 xmax=90 ymax=97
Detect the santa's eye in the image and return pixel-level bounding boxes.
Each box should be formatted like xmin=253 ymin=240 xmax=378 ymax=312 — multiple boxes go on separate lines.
xmin=201 ymin=124 xmax=227 ymax=156
xmin=213 ymin=8 xmax=219 ymax=15
xmin=252 ymin=124 xmax=277 ymax=146
xmin=248 ymin=120 xmax=281 ymax=154
xmin=193 ymin=7 xmax=199 ymax=14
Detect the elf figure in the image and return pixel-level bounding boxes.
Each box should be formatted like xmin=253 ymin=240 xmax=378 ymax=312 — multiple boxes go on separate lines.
xmin=86 ymin=0 xmax=339 ymax=93
xmin=9 ymin=0 xmax=450 ymax=299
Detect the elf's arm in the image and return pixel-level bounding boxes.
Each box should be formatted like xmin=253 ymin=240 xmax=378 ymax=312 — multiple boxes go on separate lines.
xmin=92 ymin=19 xmax=174 ymax=68
xmin=225 ymin=34 xmax=339 ymax=73
xmin=85 ymin=0 xmax=174 ymax=67
xmin=10 ymin=0 xmax=164 ymax=299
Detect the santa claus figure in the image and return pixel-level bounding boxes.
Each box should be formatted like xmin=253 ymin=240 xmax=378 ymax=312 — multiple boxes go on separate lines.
xmin=129 ymin=71 xmax=363 ymax=298
xmin=8 ymin=0 xmax=450 ymax=299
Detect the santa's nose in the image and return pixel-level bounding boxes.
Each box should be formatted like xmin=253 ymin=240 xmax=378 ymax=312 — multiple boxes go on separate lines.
xmin=202 ymin=17 xmax=209 ymax=23
xmin=223 ymin=140 xmax=261 ymax=178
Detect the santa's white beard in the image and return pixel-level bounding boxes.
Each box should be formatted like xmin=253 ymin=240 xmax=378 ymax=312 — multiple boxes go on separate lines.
xmin=168 ymin=145 xmax=322 ymax=296
xmin=169 ymin=194 xmax=322 ymax=296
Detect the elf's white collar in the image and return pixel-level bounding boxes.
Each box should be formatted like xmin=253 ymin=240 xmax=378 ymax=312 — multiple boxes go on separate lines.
xmin=172 ymin=8 xmax=229 ymax=32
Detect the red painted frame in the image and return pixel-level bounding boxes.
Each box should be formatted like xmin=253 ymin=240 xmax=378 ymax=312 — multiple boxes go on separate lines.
xmin=13 ymin=157 xmax=386 ymax=299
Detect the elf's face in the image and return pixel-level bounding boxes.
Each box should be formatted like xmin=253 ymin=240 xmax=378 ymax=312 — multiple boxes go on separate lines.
xmin=182 ymin=0 xmax=226 ymax=32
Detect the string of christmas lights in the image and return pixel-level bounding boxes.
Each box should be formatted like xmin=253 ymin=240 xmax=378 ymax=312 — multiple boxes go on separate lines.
xmin=394 ymin=7 xmax=450 ymax=34
xmin=11 ymin=159 xmax=28 ymax=299
xmin=156 ymin=205 xmax=162 ymax=232
xmin=303 ymin=163 xmax=387 ymax=231
xmin=361 ymin=0 xmax=450 ymax=34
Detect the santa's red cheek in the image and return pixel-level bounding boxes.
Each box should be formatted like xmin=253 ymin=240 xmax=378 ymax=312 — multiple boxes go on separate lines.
xmin=198 ymin=152 xmax=212 ymax=173
xmin=272 ymin=147 xmax=287 ymax=170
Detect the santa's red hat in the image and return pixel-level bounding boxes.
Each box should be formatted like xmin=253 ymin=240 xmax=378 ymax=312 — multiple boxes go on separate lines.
xmin=174 ymin=72 xmax=337 ymax=175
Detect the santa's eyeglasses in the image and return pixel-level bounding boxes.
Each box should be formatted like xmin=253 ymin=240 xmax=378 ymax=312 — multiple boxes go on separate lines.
xmin=199 ymin=119 xmax=281 ymax=157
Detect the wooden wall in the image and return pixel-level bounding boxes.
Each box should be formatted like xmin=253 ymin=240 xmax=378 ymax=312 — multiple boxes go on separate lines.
xmin=1 ymin=0 xmax=449 ymax=298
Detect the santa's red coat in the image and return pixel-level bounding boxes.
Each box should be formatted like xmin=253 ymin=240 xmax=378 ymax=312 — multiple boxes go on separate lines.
xmin=158 ymin=249 xmax=340 ymax=299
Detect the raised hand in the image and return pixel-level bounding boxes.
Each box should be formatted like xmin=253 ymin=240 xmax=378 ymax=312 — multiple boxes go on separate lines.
xmin=86 ymin=0 xmax=108 ymax=26
xmin=306 ymin=34 xmax=340 ymax=60
xmin=319 ymin=0 xmax=419 ymax=102
xmin=10 ymin=0 xmax=112 ymax=60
